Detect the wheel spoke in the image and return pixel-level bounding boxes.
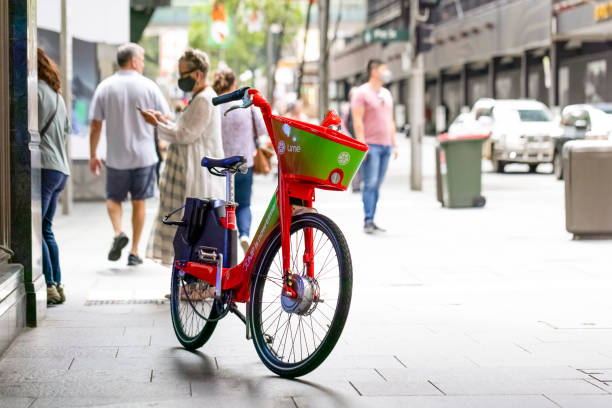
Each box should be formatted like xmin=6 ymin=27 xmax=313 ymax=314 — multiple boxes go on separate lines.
xmin=253 ymin=216 xmax=352 ymax=372
xmin=171 ymin=268 xmax=215 ymax=342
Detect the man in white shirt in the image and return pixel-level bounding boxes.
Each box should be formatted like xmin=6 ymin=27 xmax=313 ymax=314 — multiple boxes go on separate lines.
xmin=89 ymin=43 xmax=170 ymax=266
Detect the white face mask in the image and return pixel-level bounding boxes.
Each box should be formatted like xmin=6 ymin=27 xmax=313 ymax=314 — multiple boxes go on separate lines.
xmin=381 ymin=69 xmax=392 ymax=83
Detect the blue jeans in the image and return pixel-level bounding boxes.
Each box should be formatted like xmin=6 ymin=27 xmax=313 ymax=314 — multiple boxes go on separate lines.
xmin=362 ymin=144 xmax=392 ymax=222
xmin=235 ymin=167 xmax=253 ymax=238
xmin=41 ymin=169 xmax=68 ymax=286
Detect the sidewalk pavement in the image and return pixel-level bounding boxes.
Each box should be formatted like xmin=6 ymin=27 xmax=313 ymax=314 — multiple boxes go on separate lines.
xmin=2 ymin=136 xmax=612 ymax=407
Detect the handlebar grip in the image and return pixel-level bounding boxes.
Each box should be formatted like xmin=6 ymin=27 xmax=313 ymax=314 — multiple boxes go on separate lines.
xmin=212 ymin=87 xmax=250 ymax=106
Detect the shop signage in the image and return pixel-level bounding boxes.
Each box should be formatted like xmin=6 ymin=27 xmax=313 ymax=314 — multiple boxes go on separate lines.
xmin=595 ymin=1 xmax=612 ymax=22
xmin=362 ymin=28 xmax=409 ymax=44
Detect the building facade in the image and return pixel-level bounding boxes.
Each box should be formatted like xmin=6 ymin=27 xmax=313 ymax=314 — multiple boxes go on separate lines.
xmin=330 ymin=0 xmax=612 ymax=132
xmin=1 ymin=0 xmax=43 ymax=357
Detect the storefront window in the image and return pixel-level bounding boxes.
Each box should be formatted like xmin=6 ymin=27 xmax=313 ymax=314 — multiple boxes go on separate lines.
xmin=585 ymin=60 xmax=606 ymax=104
xmin=559 ymin=66 xmax=569 ymax=108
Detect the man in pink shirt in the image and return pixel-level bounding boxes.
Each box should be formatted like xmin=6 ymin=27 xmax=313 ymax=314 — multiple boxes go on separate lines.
xmin=351 ymin=59 xmax=398 ymax=234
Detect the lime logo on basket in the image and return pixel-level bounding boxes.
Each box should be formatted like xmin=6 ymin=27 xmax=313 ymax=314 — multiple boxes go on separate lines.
xmin=338 ymin=152 xmax=350 ymax=165
xmin=278 ymin=141 xmax=286 ymax=155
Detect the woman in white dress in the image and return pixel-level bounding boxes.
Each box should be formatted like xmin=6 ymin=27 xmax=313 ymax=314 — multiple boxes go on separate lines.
xmin=141 ymin=48 xmax=224 ymax=266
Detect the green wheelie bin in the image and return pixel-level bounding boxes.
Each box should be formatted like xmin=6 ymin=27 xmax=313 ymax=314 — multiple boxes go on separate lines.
xmin=436 ymin=133 xmax=489 ymax=208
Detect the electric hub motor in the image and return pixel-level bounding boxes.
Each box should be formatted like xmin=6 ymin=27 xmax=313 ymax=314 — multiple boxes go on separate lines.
xmin=281 ymin=273 xmax=320 ymax=315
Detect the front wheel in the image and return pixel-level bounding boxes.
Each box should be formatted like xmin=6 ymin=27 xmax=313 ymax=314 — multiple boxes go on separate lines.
xmin=249 ymin=213 xmax=352 ymax=378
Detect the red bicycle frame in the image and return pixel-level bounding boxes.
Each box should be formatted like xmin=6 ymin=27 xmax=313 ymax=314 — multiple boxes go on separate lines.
xmin=175 ymin=89 xmax=367 ymax=304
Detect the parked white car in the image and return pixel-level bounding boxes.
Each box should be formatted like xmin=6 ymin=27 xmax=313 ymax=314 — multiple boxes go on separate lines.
xmin=465 ymin=99 xmax=557 ymax=173
xmin=447 ymin=112 xmax=487 ymax=136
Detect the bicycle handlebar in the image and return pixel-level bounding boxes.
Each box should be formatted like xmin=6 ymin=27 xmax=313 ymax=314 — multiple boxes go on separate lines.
xmin=213 ymin=87 xmax=274 ymax=149
xmin=212 ymin=87 xmax=250 ymax=106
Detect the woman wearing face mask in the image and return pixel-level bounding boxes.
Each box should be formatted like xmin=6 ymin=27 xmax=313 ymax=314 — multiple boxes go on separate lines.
xmin=141 ymin=48 xmax=224 ymax=267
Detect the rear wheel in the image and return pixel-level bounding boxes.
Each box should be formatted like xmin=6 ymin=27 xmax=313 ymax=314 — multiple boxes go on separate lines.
xmin=249 ymin=213 xmax=352 ymax=378
xmin=170 ymin=264 xmax=219 ymax=350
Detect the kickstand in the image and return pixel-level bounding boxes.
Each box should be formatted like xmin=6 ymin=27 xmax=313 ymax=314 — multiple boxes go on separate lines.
xmin=229 ymin=302 xmax=246 ymax=325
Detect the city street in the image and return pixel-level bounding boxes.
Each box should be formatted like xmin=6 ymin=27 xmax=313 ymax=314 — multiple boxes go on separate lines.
xmin=2 ymin=136 xmax=612 ymax=408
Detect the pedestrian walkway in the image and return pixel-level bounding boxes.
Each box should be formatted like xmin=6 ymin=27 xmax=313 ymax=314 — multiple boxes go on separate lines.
xmin=2 ymin=137 xmax=612 ymax=407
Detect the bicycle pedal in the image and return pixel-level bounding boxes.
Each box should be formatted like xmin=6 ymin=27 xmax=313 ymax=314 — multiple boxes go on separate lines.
xmin=198 ymin=246 xmax=219 ymax=264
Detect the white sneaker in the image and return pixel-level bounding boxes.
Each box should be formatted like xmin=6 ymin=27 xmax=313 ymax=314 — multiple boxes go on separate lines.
xmin=240 ymin=236 xmax=250 ymax=254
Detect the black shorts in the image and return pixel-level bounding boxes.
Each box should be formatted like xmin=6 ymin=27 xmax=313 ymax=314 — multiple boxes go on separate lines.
xmin=106 ymin=164 xmax=157 ymax=202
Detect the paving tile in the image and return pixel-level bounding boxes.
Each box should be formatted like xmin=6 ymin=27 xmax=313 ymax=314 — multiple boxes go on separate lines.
xmin=216 ymin=356 xmax=383 ymax=390
xmin=11 ymin=333 xmax=150 ymax=348
xmin=348 ymin=379 xmax=444 ymax=397
xmin=0 ymin=397 xmax=36 ymax=408
xmin=545 ymin=395 xmax=612 ymax=408
xmin=538 ymin=319 xmax=612 ymax=330
xmin=0 ymin=358 xmax=74 ymax=371
xmin=13 ymin=327 xmax=125 ymax=341
xmin=0 ymin=380 xmax=190 ymax=398
xmin=524 ymin=343 xmax=612 ymax=367
xmin=115 ymin=346 xmax=195 ymax=359
xmin=39 ymin=318 xmax=156 ymax=329
xmin=65 ymin=368 xmax=152 ymax=383
xmin=28 ymin=396 xmax=295 ymax=408
xmin=189 ymin=371 xmax=357 ymax=400
xmin=430 ymin=377 xmax=607 ymax=396
xmin=332 ymin=354 xmax=412 ymax=369
xmin=381 ymin=366 xmax=588 ymax=383
xmin=3 ymin=345 xmax=118 ymax=359
xmin=0 ymin=367 xmax=69 ymax=383
xmin=579 ymin=368 xmax=612 ymax=383
xmin=295 ymin=395 xmax=561 ymax=408
xmin=69 ymin=353 xmax=211 ymax=372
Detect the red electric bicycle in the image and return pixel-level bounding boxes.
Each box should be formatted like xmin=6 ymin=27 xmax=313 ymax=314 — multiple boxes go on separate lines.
xmin=163 ymin=87 xmax=368 ymax=378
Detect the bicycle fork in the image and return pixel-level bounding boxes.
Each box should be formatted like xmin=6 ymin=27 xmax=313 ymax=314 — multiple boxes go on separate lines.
xmin=279 ymin=175 xmax=316 ymax=299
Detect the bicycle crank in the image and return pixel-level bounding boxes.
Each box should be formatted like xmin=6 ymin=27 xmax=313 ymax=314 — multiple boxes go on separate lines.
xmin=281 ymin=273 xmax=320 ymax=315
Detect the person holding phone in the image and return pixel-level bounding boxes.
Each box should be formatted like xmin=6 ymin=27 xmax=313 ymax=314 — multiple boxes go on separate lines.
xmin=89 ymin=43 xmax=170 ymax=266
xmin=140 ymin=48 xmax=224 ymax=267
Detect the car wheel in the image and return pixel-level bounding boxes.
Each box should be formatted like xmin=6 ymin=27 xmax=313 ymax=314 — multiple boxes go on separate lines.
xmin=553 ymin=151 xmax=563 ymax=180
xmin=491 ymin=144 xmax=505 ymax=173
xmin=529 ymin=163 xmax=538 ymax=173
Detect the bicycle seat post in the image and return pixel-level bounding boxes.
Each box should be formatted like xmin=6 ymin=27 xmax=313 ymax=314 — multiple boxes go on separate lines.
xmin=224 ymin=170 xmax=234 ymax=204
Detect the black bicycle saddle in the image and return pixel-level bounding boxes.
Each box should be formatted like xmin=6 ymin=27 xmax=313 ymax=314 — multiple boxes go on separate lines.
xmin=201 ymin=156 xmax=247 ymax=176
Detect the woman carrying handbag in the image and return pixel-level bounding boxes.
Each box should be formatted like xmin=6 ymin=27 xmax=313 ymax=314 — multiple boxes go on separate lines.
xmin=37 ymin=48 xmax=71 ymax=305
xmin=141 ymin=48 xmax=225 ymax=268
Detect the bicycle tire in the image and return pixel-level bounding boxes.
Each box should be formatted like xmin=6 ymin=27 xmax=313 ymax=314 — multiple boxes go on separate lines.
xmin=170 ymin=263 xmax=219 ymax=350
xmin=249 ymin=213 xmax=352 ymax=378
